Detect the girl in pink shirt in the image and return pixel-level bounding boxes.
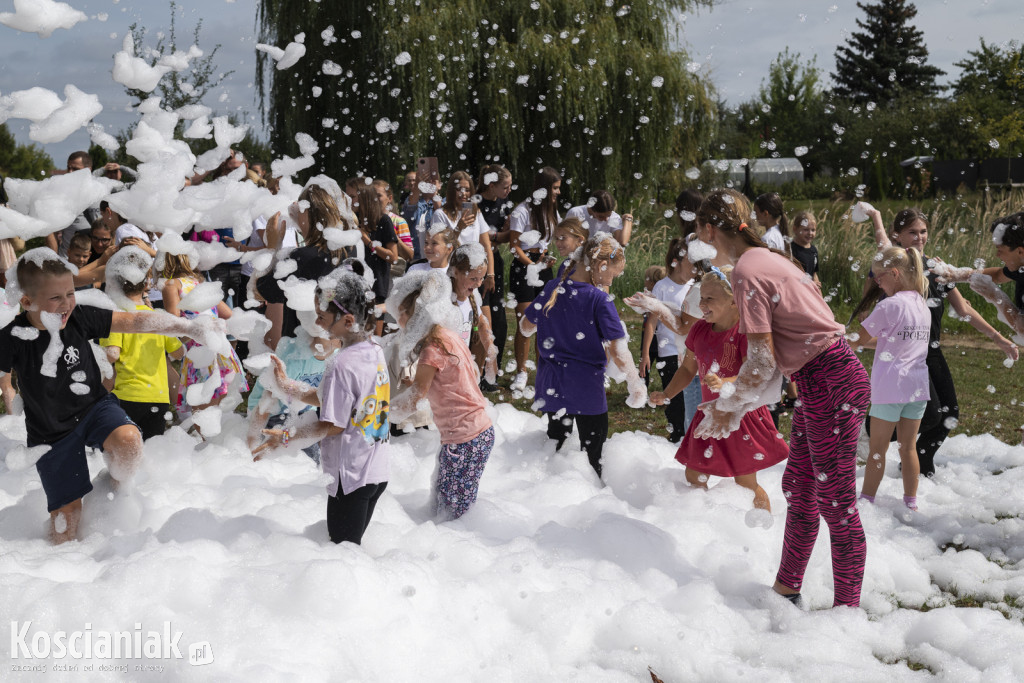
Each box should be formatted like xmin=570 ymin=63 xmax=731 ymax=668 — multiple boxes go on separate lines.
xmin=693 ymin=189 xmax=871 ymax=609
xmin=388 ymin=271 xmax=494 ymax=519
xmin=853 ymin=246 xmax=930 ymax=510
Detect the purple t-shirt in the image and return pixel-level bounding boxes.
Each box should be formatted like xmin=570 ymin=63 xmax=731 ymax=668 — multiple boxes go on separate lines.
xmin=525 ymin=278 xmax=626 ymax=415
xmin=319 ymin=340 xmax=391 ymax=496
xmin=862 ymin=290 xmax=930 ymax=405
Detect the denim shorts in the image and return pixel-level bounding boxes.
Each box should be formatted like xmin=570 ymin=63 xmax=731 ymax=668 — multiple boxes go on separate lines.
xmin=869 ymin=399 xmax=928 ymax=423
xmin=32 ymin=393 xmax=139 ymax=512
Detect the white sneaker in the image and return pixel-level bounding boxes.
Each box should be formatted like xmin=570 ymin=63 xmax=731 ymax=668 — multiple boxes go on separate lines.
xmin=511 ymin=371 xmax=528 ymax=391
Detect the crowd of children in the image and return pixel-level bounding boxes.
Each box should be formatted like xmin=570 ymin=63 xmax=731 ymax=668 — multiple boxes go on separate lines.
xmin=2 ymin=152 xmax=1022 ymax=614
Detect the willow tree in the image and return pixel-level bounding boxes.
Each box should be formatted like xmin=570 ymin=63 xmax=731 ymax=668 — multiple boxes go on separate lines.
xmin=256 ymin=0 xmax=715 ymax=196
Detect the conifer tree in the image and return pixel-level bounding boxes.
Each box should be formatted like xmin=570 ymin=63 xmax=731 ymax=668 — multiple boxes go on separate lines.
xmin=255 ymin=0 xmax=715 ymax=196
xmin=832 ymin=0 xmax=944 ymax=104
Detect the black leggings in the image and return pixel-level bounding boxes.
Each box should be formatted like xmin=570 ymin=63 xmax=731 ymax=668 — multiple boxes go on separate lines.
xmin=546 ymin=412 xmax=609 ymax=477
xmin=480 ymin=249 xmax=507 ymax=370
xmin=656 ymin=355 xmax=687 ymax=443
xmin=918 ymin=350 xmax=958 ymax=477
xmin=327 ymin=481 xmax=388 ymax=545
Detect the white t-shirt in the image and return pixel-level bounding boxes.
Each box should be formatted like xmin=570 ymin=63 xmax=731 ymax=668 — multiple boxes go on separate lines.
xmin=566 ymin=205 xmax=623 ymax=239
xmin=241 ymin=216 xmax=299 ymax=277
xmin=510 ymin=201 xmax=560 ymax=252
xmin=454 ymin=290 xmax=483 ymax=346
xmin=762 ymin=225 xmax=785 ymax=251
xmin=405 ymin=262 xmax=447 ymax=274
xmin=650 ymin=277 xmax=691 ymax=358
xmin=430 ymin=208 xmax=486 ymax=246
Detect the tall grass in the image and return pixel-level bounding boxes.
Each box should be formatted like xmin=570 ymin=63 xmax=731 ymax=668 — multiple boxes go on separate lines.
xmin=612 ymin=190 xmax=1024 ymax=337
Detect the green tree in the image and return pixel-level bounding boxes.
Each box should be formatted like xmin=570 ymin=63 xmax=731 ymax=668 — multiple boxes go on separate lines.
xmin=255 ymin=0 xmax=716 ymax=197
xmin=948 ymin=39 xmax=1024 ymax=158
xmin=832 ymin=0 xmax=945 ymax=104
xmin=0 ymin=124 xmax=54 ymax=180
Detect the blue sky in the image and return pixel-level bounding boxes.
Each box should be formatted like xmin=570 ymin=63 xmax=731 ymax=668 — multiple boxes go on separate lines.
xmin=1 ymin=0 xmax=1021 ymax=168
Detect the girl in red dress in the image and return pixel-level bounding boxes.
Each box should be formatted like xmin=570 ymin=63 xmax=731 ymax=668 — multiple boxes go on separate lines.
xmin=650 ymin=266 xmax=788 ymax=510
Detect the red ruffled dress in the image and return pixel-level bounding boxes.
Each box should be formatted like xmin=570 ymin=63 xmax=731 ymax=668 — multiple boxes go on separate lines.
xmin=675 ymin=319 xmax=789 ymax=477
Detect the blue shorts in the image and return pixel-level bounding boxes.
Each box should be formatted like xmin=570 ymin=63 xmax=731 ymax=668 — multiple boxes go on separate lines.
xmin=31 ymin=393 xmax=139 ymax=512
xmin=869 ymin=399 xmax=928 ymax=423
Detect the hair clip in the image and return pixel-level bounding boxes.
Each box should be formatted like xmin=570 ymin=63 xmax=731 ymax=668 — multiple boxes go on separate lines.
xmin=738 ymin=223 xmax=747 ymax=231
xmin=709 ymin=265 xmax=728 ymax=281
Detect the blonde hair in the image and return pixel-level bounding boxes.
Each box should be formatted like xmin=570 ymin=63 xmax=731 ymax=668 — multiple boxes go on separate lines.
xmin=793 ymin=210 xmax=817 ymax=231
xmin=876 ymin=246 xmax=928 ymax=296
xmin=644 ymin=265 xmax=666 ymax=284
xmin=162 ymin=252 xmax=202 ymax=281
xmin=543 ymin=235 xmax=625 ymax=314
xmin=555 ymin=216 xmax=588 ymax=244
xmin=700 ymin=264 xmax=735 ymax=297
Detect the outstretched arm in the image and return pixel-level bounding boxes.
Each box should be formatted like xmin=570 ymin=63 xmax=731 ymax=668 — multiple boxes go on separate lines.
xmin=608 ymin=336 xmax=647 ymax=408
xmin=624 ymin=291 xmax=697 ymax=337
xmin=252 ymin=411 xmax=343 ymax=457
xmin=389 ymin=363 xmax=436 ymax=424
xmin=968 ymin=273 xmax=1024 ymax=341
xmin=693 ymin=333 xmax=778 ymax=439
xmin=110 ymin=309 xmax=231 ymax=356
xmin=947 ymin=286 xmax=1019 ymax=360
xmin=650 ymin=350 xmax=698 ymax=405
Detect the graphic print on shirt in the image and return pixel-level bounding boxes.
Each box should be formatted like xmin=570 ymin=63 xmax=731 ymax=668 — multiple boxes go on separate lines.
xmin=63 ymin=345 xmax=80 ymax=368
xmin=351 ymin=363 xmax=391 ymax=444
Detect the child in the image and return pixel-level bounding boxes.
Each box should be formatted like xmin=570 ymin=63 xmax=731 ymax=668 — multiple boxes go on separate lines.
xmin=99 ymin=247 xmax=185 ymax=440
xmin=448 ymin=243 xmax=499 ymax=387
xmin=855 ymin=246 xmax=931 ymax=510
xmin=372 ymin=179 xmax=415 ymax=262
xmin=638 ymin=264 xmax=666 ymax=388
xmin=753 ymin=192 xmax=789 ymax=252
xmin=565 ymin=190 xmax=634 ymax=245
xmin=509 ymin=167 xmax=562 ymax=391
xmin=520 ymin=235 xmax=647 ymax=478
xmin=551 ymin=216 xmax=589 ymax=273
xmin=388 ymin=270 xmax=494 ymax=519
xmin=431 ymin=171 xmax=496 ymax=274
xmin=790 ymin=210 xmax=819 ymax=283
xmin=0 ymin=248 xmax=229 ymax=543
xmin=247 ymin=329 xmax=338 ymax=464
xmin=254 ymin=267 xmax=390 ymax=545
xmin=161 ymin=253 xmax=248 ymax=414
xmin=650 ymin=267 xmax=788 ymax=510
xmin=641 ymin=238 xmax=693 ymax=442
xmin=406 ymin=226 xmax=458 ymax=274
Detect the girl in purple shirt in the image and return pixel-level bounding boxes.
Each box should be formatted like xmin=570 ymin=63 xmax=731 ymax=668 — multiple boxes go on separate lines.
xmin=520 ymin=235 xmax=646 ymax=478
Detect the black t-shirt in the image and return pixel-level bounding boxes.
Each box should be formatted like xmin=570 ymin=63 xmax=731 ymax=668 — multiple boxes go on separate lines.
xmin=1002 ymin=265 xmax=1024 ymax=312
xmin=0 ymin=305 xmax=113 ymax=444
xmin=790 ymin=242 xmax=818 ymax=277
xmin=365 ymin=215 xmax=398 ymax=302
xmin=256 ymin=246 xmax=336 ymax=339
xmin=478 ymin=197 xmax=513 ymax=232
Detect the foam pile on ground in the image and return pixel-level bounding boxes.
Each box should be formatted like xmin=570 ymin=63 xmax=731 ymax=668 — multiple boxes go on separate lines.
xmin=1 ymin=404 xmax=1022 ymax=679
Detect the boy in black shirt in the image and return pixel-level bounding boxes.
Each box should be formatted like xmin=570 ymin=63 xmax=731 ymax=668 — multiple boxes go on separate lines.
xmin=0 ymin=249 xmax=230 ymax=543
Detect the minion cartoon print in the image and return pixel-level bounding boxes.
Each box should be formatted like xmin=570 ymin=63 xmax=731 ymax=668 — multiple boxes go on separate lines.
xmin=351 ymin=362 xmax=391 ymax=443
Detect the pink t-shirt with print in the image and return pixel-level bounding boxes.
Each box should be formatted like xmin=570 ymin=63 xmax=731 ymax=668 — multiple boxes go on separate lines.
xmin=418 ymin=327 xmax=492 ymax=445
xmin=732 ymin=247 xmax=844 ymax=377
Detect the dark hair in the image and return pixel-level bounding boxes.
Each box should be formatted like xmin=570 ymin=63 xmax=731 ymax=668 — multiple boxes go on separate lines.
xmin=530 ymin=167 xmax=561 ymax=243
xmin=675 ymin=188 xmax=703 ymax=237
xmin=98 ymin=200 xmax=125 ymax=225
xmin=448 ymin=245 xmax=485 ymax=349
xmin=317 ymin=268 xmax=375 ymax=331
xmin=354 ymin=186 xmax=385 ymax=234
xmin=664 ymin=236 xmax=688 ymax=272
xmin=17 ymin=254 xmax=74 ymax=295
xmin=992 ymin=212 xmax=1024 ymax=251
xmin=697 ymin=189 xmax=798 ymax=265
xmin=69 ymin=233 xmax=92 ymax=253
xmin=893 ymin=208 xmax=928 ymax=235
xmin=67 ymin=151 xmax=92 ymax=169
xmin=754 ymin=192 xmax=789 ymax=238
xmin=443 ymin=171 xmax=475 ymax=214
xmin=589 ymin=190 xmax=616 ymax=214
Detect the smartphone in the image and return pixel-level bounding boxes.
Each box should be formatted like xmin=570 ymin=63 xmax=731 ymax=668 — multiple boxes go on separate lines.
xmin=461 ymin=201 xmax=473 ymax=211
xmin=417 ymin=156 xmax=439 ymax=183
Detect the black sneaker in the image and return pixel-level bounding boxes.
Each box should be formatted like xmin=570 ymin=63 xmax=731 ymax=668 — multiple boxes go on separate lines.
xmin=479 ymin=379 xmax=499 ymax=393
